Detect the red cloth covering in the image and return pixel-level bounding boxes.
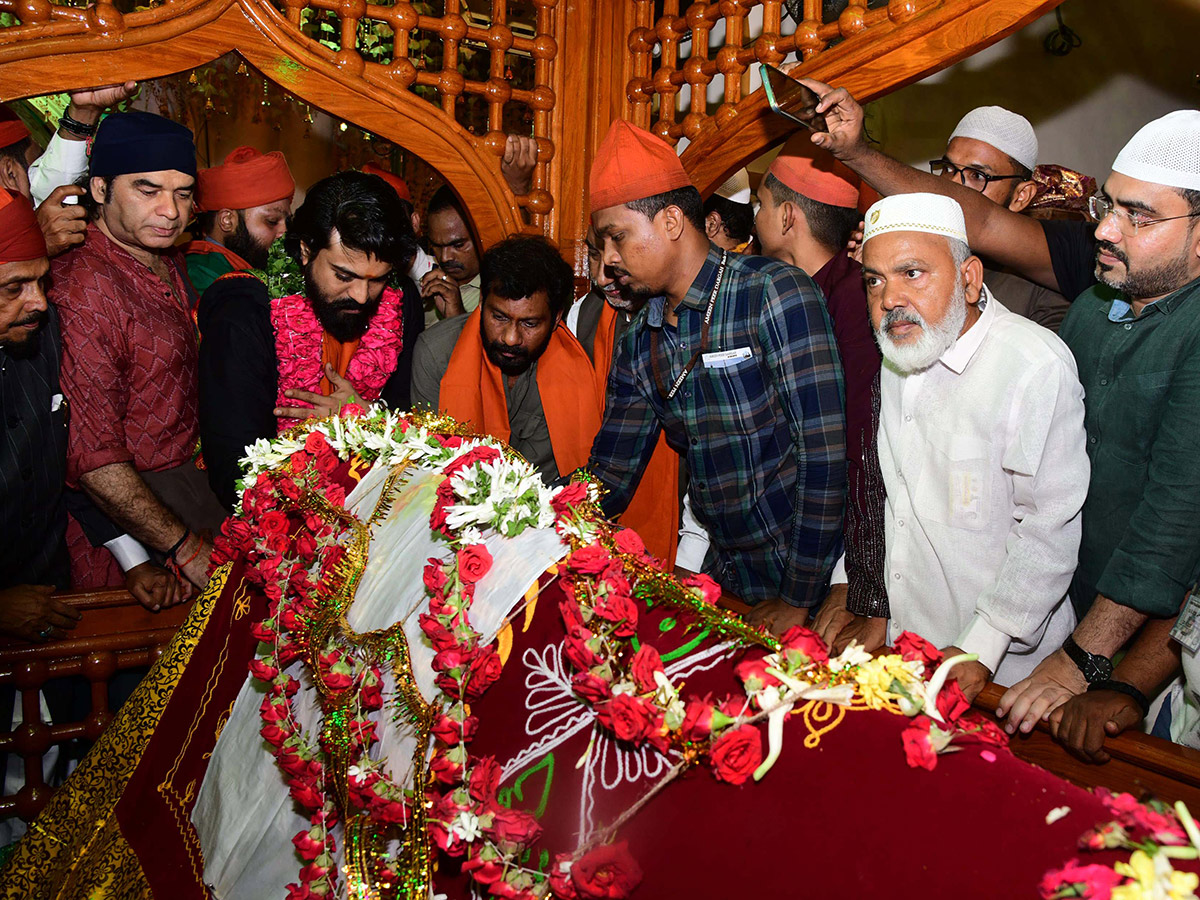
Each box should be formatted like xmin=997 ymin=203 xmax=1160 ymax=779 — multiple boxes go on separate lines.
xmin=195 ymin=146 xmax=295 ymax=212
xmin=766 ymin=133 xmax=860 ymax=208
xmin=589 ymin=120 xmax=692 ymax=212
xmin=361 ymin=162 xmax=412 ymax=201
xmin=52 ymin=224 xmax=200 ymax=586
xmin=0 ymin=187 xmax=47 ymax=263
xmin=0 ymin=105 xmax=29 ymax=150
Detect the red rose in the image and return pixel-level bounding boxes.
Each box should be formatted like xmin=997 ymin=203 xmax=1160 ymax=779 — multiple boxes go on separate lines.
xmin=894 ymin=631 xmax=942 ymax=668
xmin=570 ymin=841 xmax=643 ymax=900
xmin=680 ymin=699 xmax=715 ymax=742
xmin=708 ymin=724 xmax=763 ymax=785
xmin=249 ymin=658 xmax=280 ymax=683
xmin=549 ymin=855 xmax=579 ymax=900
xmin=779 ymin=626 xmax=830 ymax=666
xmin=429 ymin=749 xmax=463 ymax=785
xmin=432 ymin=712 xmax=478 ymax=746
xmin=559 ymin=598 xmax=586 ymax=632
xmin=598 ymin=694 xmax=655 ymax=745
xmin=901 ymin=718 xmax=938 ymax=771
xmin=592 ymin=592 xmax=638 ymax=638
xmin=423 ymin=559 xmax=449 ymax=595
xmin=260 ymin=509 xmax=290 ymax=537
xmin=613 ymin=528 xmax=649 ymax=560
xmin=487 ymin=806 xmax=542 ymax=847
xmin=432 ymin=647 xmax=471 ymax=674
xmin=681 ymin=573 xmax=721 ymax=606
xmin=551 ymin=481 xmax=588 ymax=517
xmin=629 ymin=645 xmax=664 ymax=693
xmin=457 ymin=544 xmax=493 ymax=584
xmin=569 ymin=543 xmax=611 ymax=576
xmin=461 ymin=850 xmax=505 ymax=886
xmin=293 ymin=531 xmax=317 ymax=561
xmin=288 ymin=778 xmax=324 ymax=811
xmin=734 ymin=656 xmax=783 ymax=694
xmin=438 ymin=434 xmax=464 ymax=450
xmin=314 ymin=452 xmax=340 ymax=476
xmin=1037 ymin=861 xmax=1123 ymax=900
xmin=291 ymin=827 xmax=324 ymax=862
xmin=468 ymin=756 xmax=501 ymax=801
xmin=304 ymin=431 xmax=330 ymax=454
xmin=430 ymin=480 xmax=456 ymax=534
xmin=464 ymin=645 xmax=504 ymax=701
xmin=572 ymin=671 xmax=613 ymax=704
xmin=290 ymin=450 xmax=311 ymax=474
xmin=935 ymin=680 xmax=971 ymax=724
xmin=277 ymin=476 xmax=302 ymax=502
xmin=340 ymin=402 xmax=366 ymax=418
xmin=564 ymin=631 xmax=604 ymax=672
xmin=324 ymin=483 xmax=346 ymax=507
xmin=419 ymin=614 xmax=458 ymax=652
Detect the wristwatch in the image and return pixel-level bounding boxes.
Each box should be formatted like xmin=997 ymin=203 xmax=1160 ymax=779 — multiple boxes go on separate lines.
xmin=1062 ymin=635 xmax=1114 ymax=685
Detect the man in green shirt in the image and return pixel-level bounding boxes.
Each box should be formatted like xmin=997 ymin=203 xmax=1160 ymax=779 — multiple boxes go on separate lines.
xmin=800 ymin=80 xmax=1200 ymax=758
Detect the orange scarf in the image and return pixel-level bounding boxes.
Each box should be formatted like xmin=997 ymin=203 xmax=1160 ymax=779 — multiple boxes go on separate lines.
xmin=440 ymin=308 xmax=601 ymax=478
xmin=592 ymin=305 xmax=681 ymax=567
xmin=320 ymin=333 xmax=360 ymax=396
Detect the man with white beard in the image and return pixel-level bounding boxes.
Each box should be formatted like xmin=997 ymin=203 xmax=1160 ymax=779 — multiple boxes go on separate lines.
xmin=863 ymin=192 xmax=1089 ymax=699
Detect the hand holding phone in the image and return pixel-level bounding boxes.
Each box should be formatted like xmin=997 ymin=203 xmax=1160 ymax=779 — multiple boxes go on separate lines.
xmin=761 ymin=63 xmax=827 ymax=132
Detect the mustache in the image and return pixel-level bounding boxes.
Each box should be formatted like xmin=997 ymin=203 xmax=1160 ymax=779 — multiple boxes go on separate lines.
xmin=881 ymin=307 xmax=925 ymax=331
xmin=13 ymin=309 xmax=48 ymax=328
xmin=323 ymin=299 xmax=371 ymax=315
xmin=1096 ymin=241 xmax=1128 ymax=267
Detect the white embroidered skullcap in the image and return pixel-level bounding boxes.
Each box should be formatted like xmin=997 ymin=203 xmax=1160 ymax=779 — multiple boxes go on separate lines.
xmin=714 ymin=168 xmax=752 ymax=205
xmin=1112 ymin=110 xmax=1200 ymax=192
xmin=948 ymin=106 xmax=1038 ymax=172
xmin=862 ymin=192 xmax=968 ymax=245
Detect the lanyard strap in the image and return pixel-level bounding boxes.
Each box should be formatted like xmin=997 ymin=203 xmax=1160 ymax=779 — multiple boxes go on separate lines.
xmin=650 ymin=250 xmax=728 ymax=402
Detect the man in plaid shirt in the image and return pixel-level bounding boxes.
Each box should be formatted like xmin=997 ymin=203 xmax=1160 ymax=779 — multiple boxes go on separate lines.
xmin=587 ymin=121 xmax=846 ymax=632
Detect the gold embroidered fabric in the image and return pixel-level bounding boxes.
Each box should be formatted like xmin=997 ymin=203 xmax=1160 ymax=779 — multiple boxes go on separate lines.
xmin=0 ymin=566 xmax=231 ymax=900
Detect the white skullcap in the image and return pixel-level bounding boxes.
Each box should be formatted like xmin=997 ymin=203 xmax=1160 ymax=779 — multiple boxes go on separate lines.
xmin=948 ymin=106 xmax=1038 ymax=172
xmin=714 ymin=168 xmax=752 ymax=205
xmin=1112 ymin=110 xmax=1200 ymax=192
xmin=862 ymin=192 xmax=968 ymax=245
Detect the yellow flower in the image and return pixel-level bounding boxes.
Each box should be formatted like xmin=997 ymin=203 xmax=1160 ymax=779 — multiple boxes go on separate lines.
xmin=1113 ymin=850 xmax=1200 ymax=900
xmin=853 ymin=655 xmax=921 ymax=710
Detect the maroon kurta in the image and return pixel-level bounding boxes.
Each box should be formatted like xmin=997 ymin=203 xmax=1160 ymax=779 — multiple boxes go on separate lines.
xmin=52 ymin=223 xmax=199 ymax=586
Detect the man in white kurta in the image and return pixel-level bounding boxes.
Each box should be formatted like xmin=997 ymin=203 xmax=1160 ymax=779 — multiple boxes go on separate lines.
xmin=863 ymin=193 xmax=1089 ymax=692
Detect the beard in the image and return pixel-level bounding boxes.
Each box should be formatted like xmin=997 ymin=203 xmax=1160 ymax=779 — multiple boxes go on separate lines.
xmin=0 ymin=309 xmax=47 ymax=359
xmin=305 ymin=268 xmax=382 ymax=343
xmin=224 ymin=214 xmax=272 ymax=271
xmin=1094 ymin=240 xmax=1193 ymax=300
xmin=481 ymin=324 xmax=553 ymax=376
xmin=607 ymin=263 xmax=657 ymax=306
xmin=874 ymin=278 xmax=968 ymax=375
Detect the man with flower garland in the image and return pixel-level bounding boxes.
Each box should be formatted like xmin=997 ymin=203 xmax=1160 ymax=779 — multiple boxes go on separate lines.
xmin=199 ymin=170 xmax=420 ymax=510
xmin=587 ymin=120 xmax=846 ymax=631
xmin=411 ymin=234 xmax=598 ymax=486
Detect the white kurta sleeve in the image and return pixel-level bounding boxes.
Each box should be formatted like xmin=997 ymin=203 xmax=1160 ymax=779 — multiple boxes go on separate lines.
xmin=27 ymin=133 xmax=89 ymax=208
xmin=955 ymin=351 xmax=1089 ymax=674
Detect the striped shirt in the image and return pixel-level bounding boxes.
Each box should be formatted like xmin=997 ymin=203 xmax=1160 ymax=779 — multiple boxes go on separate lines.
xmin=1 ymin=307 xmax=69 ymax=588
xmin=590 ymin=245 xmax=846 ymax=608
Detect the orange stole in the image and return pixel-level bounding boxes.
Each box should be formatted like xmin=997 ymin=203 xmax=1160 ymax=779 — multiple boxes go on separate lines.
xmin=439 ymin=307 xmax=602 ymax=477
xmin=593 ymin=304 xmax=681 ymax=567
xmin=320 ymin=332 xmax=360 ymax=396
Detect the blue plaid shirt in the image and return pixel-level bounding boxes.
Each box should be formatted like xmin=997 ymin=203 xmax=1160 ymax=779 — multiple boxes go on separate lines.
xmin=589 ymin=245 xmax=846 ymax=607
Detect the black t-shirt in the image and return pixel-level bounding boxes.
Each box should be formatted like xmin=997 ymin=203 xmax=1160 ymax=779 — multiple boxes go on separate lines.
xmin=197 ymin=274 xmax=424 ymax=510
xmin=1041 ymin=218 xmax=1099 ymax=302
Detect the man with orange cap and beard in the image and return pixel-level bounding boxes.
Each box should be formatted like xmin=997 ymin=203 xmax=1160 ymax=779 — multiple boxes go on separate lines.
xmin=184 ymin=146 xmax=296 ymax=295
xmin=587 ymin=120 xmax=846 ymax=632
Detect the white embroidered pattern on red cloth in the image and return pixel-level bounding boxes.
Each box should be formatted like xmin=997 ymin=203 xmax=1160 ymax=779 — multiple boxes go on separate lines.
xmin=269 ymin=288 xmax=404 ymax=432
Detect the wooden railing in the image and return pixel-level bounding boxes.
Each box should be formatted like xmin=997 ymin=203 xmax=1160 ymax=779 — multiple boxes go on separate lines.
xmin=0 ymin=589 xmax=190 ymax=823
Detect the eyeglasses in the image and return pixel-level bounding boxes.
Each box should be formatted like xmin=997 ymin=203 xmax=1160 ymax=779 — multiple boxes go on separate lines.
xmin=928 ymin=158 xmax=1026 ymax=193
xmin=1087 ymin=194 xmax=1200 ymax=236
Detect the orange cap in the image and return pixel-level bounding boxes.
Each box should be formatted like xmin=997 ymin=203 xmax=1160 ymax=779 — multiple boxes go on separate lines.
xmin=0 ymin=188 xmax=47 ymax=264
xmin=589 ymin=120 xmax=692 ymax=212
xmin=766 ymin=135 xmax=859 ymax=209
xmin=0 ymin=106 xmax=30 ymax=151
xmin=196 ymin=146 xmax=295 ymax=213
xmin=361 ymin=162 xmax=412 ymax=201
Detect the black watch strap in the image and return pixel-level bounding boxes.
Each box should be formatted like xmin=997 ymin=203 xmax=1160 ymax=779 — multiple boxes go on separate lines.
xmin=1088 ymin=680 xmax=1151 ymax=717
xmin=1062 ymin=634 xmax=1114 ymax=684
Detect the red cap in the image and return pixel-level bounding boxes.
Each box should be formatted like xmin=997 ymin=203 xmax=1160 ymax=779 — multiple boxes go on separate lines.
xmin=0 ymin=189 xmax=47 ymax=264
xmin=0 ymin=105 xmax=30 ymax=151
xmin=196 ymin=146 xmax=295 ymax=212
xmin=589 ymin=120 xmax=692 ymax=212
xmin=362 ymin=162 xmax=412 ymax=201
xmin=766 ymin=135 xmax=859 ymax=209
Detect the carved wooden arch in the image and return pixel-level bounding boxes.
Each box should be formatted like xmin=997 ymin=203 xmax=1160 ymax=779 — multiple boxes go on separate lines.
xmin=0 ymin=0 xmax=550 ymax=249
xmin=623 ymin=0 xmax=1064 ymax=199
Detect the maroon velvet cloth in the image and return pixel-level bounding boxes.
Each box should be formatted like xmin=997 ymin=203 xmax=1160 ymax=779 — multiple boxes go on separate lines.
xmin=443 ymin=580 xmax=1196 ymax=898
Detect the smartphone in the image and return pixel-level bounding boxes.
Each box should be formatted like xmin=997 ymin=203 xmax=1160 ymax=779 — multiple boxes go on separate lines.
xmin=760 ymin=63 xmax=827 ymax=132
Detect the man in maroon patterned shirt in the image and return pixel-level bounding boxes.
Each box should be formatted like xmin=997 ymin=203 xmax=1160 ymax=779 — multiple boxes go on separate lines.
xmin=52 ymin=111 xmax=225 ymax=591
